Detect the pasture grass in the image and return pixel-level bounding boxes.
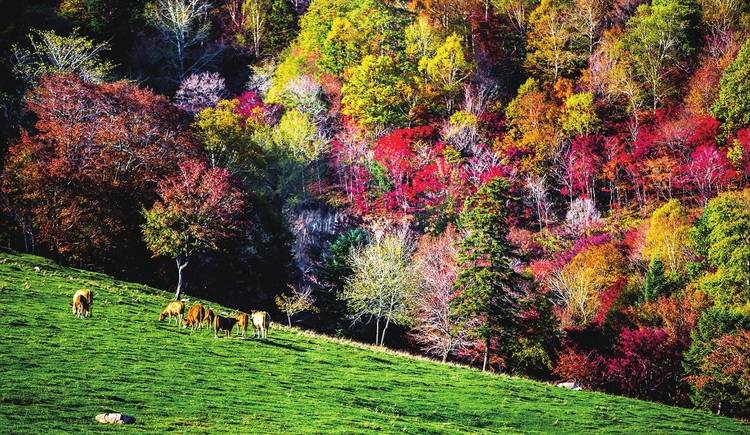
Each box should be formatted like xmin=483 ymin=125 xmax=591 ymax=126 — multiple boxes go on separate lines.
xmin=0 ymin=250 xmax=746 ymax=433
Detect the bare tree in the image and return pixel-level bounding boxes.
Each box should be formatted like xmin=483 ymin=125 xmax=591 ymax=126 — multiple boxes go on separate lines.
xmin=276 ymin=283 xmax=319 ymax=327
xmin=342 ymin=233 xmax=419 ymax=346
xmin=525 ymin=175 xmax=552 ymax=230
xmin=12 ymin=28 xmax=114 ymax=84
xmin=224 ymin=0 xmax=270 ymax=56
xmin=150 ymin=0 xmax=219 ymax=81
xmin=411 ymin=227 xmax=469 ymax=362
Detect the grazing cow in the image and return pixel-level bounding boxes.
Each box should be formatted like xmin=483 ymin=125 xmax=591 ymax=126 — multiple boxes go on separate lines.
xmin=159 ymin=301 xmax=185 ymax=324
xmin=235 ymin=312 xmax=249 ymax=337
xmin=213 ymin=315 xmax=238 ymax=338
xmin=182 ymin=304 xmax=205 ymax=330
xmin=73 ymin=288 xmax=93 ymax=317
xmin=71 ymin=292 xmax=90 ymax=319
xmin=202 ymin=307 xmax=215 ymax=329
xmin=251 ymin=311 xmax=270 ymax=339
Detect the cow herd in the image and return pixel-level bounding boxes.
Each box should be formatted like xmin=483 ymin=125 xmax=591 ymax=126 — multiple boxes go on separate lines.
xmin=71 ymin=289 xmax=271 ymax=339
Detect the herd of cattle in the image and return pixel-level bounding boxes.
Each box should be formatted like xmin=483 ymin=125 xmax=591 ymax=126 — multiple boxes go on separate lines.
xmin=71 ymin=289 xmax=271 ymax=339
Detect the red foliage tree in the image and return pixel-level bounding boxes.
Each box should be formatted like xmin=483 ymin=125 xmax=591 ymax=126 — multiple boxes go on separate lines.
xmin=2 ymin=73 xmax=196 ymax=273
xmin=142 ymin=159 xmax=247 ymax=299
xmin=687 ymin=330 xmax=750 ymax=417
xmin=606 ymin=327 xmax=687 ymax=403
xmin=680 ymin=145 xmax=734 ymax=205
xmin=554 ymin=348 xmax=606 ymax=388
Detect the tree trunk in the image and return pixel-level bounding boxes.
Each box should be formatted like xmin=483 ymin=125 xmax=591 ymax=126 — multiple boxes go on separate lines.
xmin=380 ymin=317 xmax=390 ymax=346
xmin=482 ymin=337 xmax=490 ymax=372
xmin=442 ymin=349 xmax=449 ymax=363
xmin=287 ymin=314 xmax=292 ymax=327
xmin=375 ymin=317 xmax=380 ymax=345
xmin=175 ymin=257 xmax=189 ymax=300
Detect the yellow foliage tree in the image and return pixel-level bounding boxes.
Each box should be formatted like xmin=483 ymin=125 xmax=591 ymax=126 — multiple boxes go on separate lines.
xmin=643 ymin=199 xmax=691 ymax=274
xmin=549 ymin=242 xmax=627 ymax=326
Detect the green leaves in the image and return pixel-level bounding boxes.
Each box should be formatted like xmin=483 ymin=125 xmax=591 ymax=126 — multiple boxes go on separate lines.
xmin=12 ymin=28 xmax=114 ymax=84
xmin=454 ymin=178 xmax=522 ymax=343
xmin=711 ymin=39 xmax=750 ymax=135
xmin=341 ymin=55 xmax=410 ymax=129
xmin=692 ymin=190 xmax=750 ymax=305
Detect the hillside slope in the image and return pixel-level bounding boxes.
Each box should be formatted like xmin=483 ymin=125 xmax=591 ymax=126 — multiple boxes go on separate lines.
xmin=0 ymin=250 xmax=746 ymax=434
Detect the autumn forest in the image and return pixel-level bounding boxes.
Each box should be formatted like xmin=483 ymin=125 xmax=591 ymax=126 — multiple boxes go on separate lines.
xmin=2 ymin=0 xmax=750 ymax=418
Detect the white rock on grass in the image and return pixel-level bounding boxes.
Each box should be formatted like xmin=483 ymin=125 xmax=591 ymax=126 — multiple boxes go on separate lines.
xmin=556 ymin=381 xmax=582 ymax=391
xmin=95 ymin=413 xmax=135 ymax=424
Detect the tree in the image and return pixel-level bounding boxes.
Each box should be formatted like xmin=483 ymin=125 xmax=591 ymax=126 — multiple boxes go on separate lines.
xmin=617 ymin=0 xmax=699 ymax=111
xmin=502 ymin=78 xmax=560 ymax=173
xmin=548 ymin=242 xmax=627 ymax=326
xmin=559 ymin=92 xmax=599 ymax=137
xmin=12 ymin=28 xmax=114 ymax=84
xmin=643 ymin=257 xmax=669 ymax=302
xmin=341 ymin=54 xmax=410 ymax=130
xmin=420 ymin=33 xmax=472 ymax=114
xmin=643 ymin=199 xmax=691 ymax=274
xmin=149 ymin=0 xmax=219 ymax=82
xmin=606 ymin=327 xmax=686 ymax=403
xmin=411 ymin=227 xmax=469 ymax=362
xmin=524 ymin=0 xmax=585 ymax=81
xmin=142 ymin=159 xmax=246 ymax=299
xmin=688 ymin=329 xmax=750 ymax=417
xmin=341 ymin=234 xmax=420 ymax=345
xmin=572 ymin=0 xmax=607 ymax=54
xmin=2 ymin=74 xmax=196 ymax=273
xmin=681 ymin=145 xmax=733 ymax=205
xmin=174 ymin=71 xmax=228 ymax=114
xmin=692 ymin=189 xmax=750 ymax=305
xmin=276 ymin=284 xmax=319 ymax=326
xmin=491 ymin=0 xmax=539 ymax=36
xmin=453 ymin=178 xmax=524 ymax=371
xmin=223 ymin=0 xmax=297 ymax=56
xmin=193 ymin=97 xmax=266 ymax=175
xmin=684 ymin=306 xmax=750 ymax=415
xmin=712 ymin=39 xmax=750 ymax=134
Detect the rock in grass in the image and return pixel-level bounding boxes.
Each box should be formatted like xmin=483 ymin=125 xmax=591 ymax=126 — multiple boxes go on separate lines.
xmin=95 ymin=413 xmax=135 ymax=424
xmin=556 ymin=382 xmax=582 ymax=391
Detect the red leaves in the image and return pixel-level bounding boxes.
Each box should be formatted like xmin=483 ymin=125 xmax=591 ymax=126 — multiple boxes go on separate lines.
xmin=152 ymin=159 xmax=247 ymax=251
xmin=606 ymin=327 xmax=687 ymax=403
xmin=2 ymin=73 xmax=196 ymax=268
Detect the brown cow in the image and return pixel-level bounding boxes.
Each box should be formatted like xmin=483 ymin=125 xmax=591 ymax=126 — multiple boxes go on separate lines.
xmin=202 ymin=307 xmax=215 ymax=329
xmin=251 ymin=311 xmax=270 ymax=339
xmin=182 ymin=304 xmax=205 ymax=330
xmin=213 ymin=314 xmax=237 ymax=338
xmin=71 ymin=292 xmax=90 ymax=319
xmin=159 ymin=301 xmax=185 ymax=325
xmin=73 ymin=289 xmax=93 ymax=317
xmin=235 ymin=312 xmax=249 ymax=337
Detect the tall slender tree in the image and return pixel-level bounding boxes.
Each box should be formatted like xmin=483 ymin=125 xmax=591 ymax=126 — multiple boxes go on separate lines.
xmin=453 ymin=177 xmax=524 ymax=371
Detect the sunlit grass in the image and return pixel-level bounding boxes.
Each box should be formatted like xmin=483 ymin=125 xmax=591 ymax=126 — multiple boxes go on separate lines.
xmin=0 ymin=250 xmax=746 ymax=433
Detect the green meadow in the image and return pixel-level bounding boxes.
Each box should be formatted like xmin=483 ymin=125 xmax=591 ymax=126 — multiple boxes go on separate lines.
xmin=0 ymin=250 xmax=746 ymax=433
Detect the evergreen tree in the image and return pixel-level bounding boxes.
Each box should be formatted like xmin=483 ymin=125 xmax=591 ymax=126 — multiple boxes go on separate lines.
xmin=453 ymin=178 xmax=524 ymax=371
xmin=643 ymin=256 xmax=668 ymax=302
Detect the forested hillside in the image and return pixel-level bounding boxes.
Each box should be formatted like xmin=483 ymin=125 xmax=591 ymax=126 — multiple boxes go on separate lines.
xmin=2 ymin=0 xmax=750 ymax=417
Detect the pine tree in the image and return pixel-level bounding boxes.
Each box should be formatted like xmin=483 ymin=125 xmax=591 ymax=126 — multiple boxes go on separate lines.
xmin=453 ymin=178 xmax=524 ymax=371
xmin=643 ymin=257 xmax=668 ymax=302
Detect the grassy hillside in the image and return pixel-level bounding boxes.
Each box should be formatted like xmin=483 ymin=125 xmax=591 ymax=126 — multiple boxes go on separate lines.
xmin=0 ymin=250 xmax=746 ymax=434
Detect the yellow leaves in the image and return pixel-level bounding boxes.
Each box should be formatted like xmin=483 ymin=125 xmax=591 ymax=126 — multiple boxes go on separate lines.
xmin=559 ymin=92 xmax=599 ymax=137
xmin=420 ymin=33 xmax=471 ymax=93
xmin=553 ymin=242 xmax=627 ymax=326
xmin=643 ymin=199 xmax=691 ymax=274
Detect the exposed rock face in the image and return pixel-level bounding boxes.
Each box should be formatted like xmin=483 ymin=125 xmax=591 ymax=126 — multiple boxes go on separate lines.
xmin=288 ymin=206 xmax=348 ymax=273
xmin=95 ymin=413 xmax=135 ymax=424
